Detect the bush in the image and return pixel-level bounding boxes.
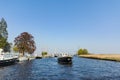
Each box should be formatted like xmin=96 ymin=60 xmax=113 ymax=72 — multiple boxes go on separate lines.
xmin=77 ymin=48 xmax=88 ymax=55
xmin=42 ymin=52 xmax=48 ymax=56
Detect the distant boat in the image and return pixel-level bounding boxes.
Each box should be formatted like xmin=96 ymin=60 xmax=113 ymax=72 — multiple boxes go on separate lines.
xmin=36 ymin=56 xmax=42 ymax=59
xmin=54 ymin=55 xmax=58 ymax=57
xmin=35 ymin=54 xmax=42 ymax=59
xmin=58 ymin=54 xmax=72 ymax=64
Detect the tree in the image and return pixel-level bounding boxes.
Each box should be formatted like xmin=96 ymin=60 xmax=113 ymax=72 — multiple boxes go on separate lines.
xmin=3 ymin=42 xmax=12 ymax=52
xmin=0 ymin=18 xmax=10 ymax=52
xmin=0 ymin=37 xmax=7 ymax=49
xmin=0 ymin=18 xmax=8 ymax=39
xmin=82 ymin=49 xmax=88 ymax=55
xmin=77 ymin=48 xmax=89 ymax=55
xmin=78 ymin=48 xmax=83 ymax=55
xmin=42 ymin=52 xmax=48 ymax=56
xmin=14 ymin=32 xmax=36 ymax=56
xmin=13 ymin=46 xmax=19 ymax=53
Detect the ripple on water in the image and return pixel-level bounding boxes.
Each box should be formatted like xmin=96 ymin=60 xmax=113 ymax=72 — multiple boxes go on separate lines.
xmin=0 ymin=57 xmax=120 ymax=80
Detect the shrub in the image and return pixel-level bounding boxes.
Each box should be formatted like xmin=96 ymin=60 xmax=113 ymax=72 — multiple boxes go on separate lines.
xmin=42 ymin=52 xmax=48 ymax=56
xmin=77 ymin=48 xmax=89 ymax=55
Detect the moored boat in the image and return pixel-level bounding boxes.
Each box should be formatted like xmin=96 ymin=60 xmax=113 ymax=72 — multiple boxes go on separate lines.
xmin=0 ymin=58 xmax=17 ymax=66
xmin=0 ymin=49 xmax=18 ymax=66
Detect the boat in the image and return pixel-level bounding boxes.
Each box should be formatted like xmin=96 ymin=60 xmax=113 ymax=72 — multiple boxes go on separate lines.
xmin=0 ymin=58 xmax=17 ymax=66
xmin=36 ymin=56 xmax=42 ymax=59
xmin=58 ymin=54 xmax=72 ymax=64
xmin=0 ymin=49 xmax=18 ymax=66
xmin=35 ymin=54 xmax=42 ymax=59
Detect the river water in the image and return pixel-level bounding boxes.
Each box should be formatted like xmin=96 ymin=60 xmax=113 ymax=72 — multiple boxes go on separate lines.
xmin=0 ymin=57 xmax=120 ymax=80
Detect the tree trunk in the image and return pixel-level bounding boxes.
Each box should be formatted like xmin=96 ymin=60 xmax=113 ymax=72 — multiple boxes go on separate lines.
xmin=22 ymin=51 xmax=24 ymax=57
xmin=19 ymin=51 xmax=24 ymax=57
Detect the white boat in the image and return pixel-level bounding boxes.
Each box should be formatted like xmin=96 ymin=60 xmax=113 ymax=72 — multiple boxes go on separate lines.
xmin=0 ymin=49 xmax=18 ymax=66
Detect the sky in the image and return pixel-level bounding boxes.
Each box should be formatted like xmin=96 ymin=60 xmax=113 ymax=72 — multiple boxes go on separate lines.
xmin=0 ymin=0 xmax=120 ymax=54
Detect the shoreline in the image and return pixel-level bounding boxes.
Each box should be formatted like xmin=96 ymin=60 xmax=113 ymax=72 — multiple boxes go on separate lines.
xmin=79 ymin=54 xmax=120 ymax=62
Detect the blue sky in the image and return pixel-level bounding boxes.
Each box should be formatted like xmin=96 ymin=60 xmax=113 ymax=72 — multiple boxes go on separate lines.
xmin=0 ymin=0 xmax=120 ymax=54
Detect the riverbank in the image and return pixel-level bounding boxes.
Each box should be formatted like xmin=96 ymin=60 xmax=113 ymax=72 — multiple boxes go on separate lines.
xmin=79 ymin=54 xmax=120 ymax=62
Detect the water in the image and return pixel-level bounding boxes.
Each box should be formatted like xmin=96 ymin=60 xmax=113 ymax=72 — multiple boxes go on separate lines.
xmin=0 ymin=57 xmax=120 ymax=80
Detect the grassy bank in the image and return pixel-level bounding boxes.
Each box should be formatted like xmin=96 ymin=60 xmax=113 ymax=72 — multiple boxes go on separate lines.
xmin=79 ymin=54 xmax=120 ymax=62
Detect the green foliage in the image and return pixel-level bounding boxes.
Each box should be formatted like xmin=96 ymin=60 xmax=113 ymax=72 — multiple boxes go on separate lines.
xmin=42 ymin=52 xmax=48 ymax=56
xmin=0 ymin=37 xmax=7 ymax=48
xmin=77 ymin=48 xmax=89 ymax=55
xmin=3 ymin=42 xmax=11 ymax=52
xmin=13 ymin=46 xmax=19 ymax=53
xmin=0 ymin=18 xmax=8 ymax=39
xmin=0 ymin=18 xmax=11 ymax=52
xmin=0 ymin=37 xmax=11 ymax=52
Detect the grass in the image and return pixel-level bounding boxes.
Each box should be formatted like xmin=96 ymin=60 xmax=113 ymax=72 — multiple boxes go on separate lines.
xmin=79 ymin=54 xmax=120 ymax=62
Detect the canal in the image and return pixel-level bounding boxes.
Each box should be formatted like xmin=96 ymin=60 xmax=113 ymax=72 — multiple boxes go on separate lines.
xmin=0 ymin=57 xmax=120 ymax=80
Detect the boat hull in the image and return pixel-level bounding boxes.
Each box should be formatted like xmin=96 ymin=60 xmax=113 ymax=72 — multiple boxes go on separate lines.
xmin=58 ymin=57 xmax=72 ymax=64
xmin=0 ymin=58 xmax=17 ymax=66
xmin=36 ymin=56 xmax=42 ymax=59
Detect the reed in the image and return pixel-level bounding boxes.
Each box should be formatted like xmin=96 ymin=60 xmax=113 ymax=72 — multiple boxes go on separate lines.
xmin=79 ymin=54 xmax=120 ymax=62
